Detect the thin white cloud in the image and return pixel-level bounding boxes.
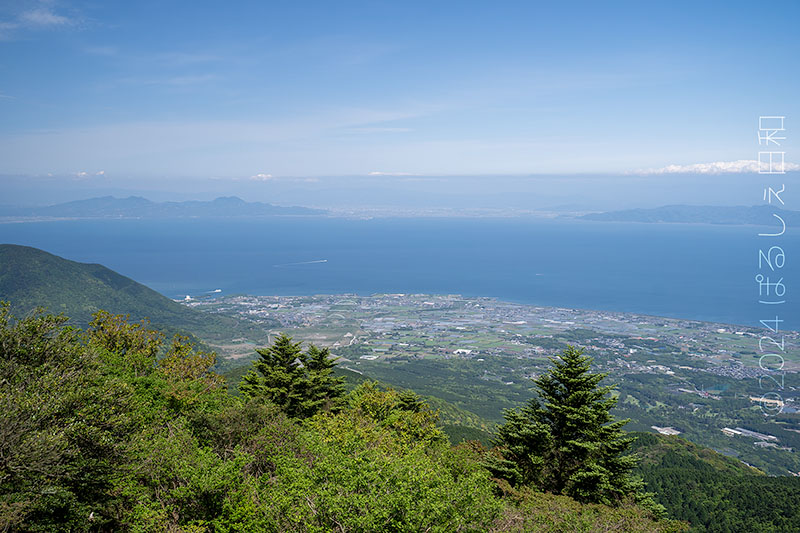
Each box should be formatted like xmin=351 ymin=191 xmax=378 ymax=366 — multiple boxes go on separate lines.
xmin=0 ymin=21 xmax=19 ymax=40
xmin=341 ymin=127 xmax=413 ymax=134
xmin=20 ymin=7 xmax=72 ymax=27
xmin=155 ymin=52 xmax=222 ymax=65
xmin=634 ymin=159 xmax=800 ymax=175
xmin=163 ymin=74 xmax=217 ymax=86
xmin=111 ymin=74 xmax=218 ymax=88
xmin=70 ymin=170 xmax=106 ymax=179
xmin=0 ymin=4 xmax=77 ymax=39
xmin=0 ymin=106 xmax=438 ymax=177
xmin=84 ymin=45 xmax=118 ymax=57
xmin=247 ymin=173 xmax=319 ymax=183
xmin=368 ymin=171 xmax=418 ymax=176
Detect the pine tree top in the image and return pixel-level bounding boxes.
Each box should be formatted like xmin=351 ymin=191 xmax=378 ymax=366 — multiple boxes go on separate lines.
xmin=488 ymin=345 xmax=654 ymax=509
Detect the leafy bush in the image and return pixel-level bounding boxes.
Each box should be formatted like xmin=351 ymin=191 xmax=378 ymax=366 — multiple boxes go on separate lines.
xmin=0 ymin=306 xmax=681 ymax=532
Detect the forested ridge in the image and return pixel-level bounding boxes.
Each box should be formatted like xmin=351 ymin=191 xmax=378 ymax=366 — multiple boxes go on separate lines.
xmin=630 ymin=433 xmax=800 ymax=532
xmin=0 ymin=244 xmax=269 ymax=346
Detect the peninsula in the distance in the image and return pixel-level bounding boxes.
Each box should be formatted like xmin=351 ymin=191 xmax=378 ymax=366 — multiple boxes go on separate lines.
xmin=579 ymin=204 xmax=800 ymax=226
xmin=0 ymin=195 xmax=326 ymax=221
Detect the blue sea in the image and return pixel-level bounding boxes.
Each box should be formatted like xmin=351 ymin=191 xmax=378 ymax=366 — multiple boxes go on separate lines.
xmin=0 ymin=217 xmax=797 ymax=329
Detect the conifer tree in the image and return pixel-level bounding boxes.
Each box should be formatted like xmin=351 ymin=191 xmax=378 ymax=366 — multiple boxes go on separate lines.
xmin=239 ymin=333 xmax=307 ymax=417
xmin=490 ymin=345 xmax=654 ymax=508
xmin=238 ymin=333 xmax=344 ymax=418
xmin=304 ymin=344 xmax=345 ymax=414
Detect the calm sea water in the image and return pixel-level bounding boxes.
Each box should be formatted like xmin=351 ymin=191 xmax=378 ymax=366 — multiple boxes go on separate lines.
xmin=0 ymin=217 xmax=796 ymax=329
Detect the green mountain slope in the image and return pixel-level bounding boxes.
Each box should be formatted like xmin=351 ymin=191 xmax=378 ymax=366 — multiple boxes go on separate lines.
xmin=630 ymin=433 xmax=800 ymax=532
xmin=630 ymin=432 xmax=764 ymax=476
xmin=0 ymin=244 xmax=268 ymax=345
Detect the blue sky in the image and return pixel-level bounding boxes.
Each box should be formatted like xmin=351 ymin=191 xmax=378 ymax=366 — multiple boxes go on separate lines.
xmin=0 ymin=0 xmax=799 ymax=186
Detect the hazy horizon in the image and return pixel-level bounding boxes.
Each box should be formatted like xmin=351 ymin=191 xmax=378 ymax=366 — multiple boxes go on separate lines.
xmin=2 ymin=1 xmax=799 ymax=200
xmin=1 ymin=171 xmax=798 ymax=214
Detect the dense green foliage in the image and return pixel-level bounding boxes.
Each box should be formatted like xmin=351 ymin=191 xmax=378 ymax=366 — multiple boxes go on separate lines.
xmin=229 ymin=362 xmax=496 ymax=446
xmin=0 ymin=305 xmax=681 ymax=532
xmin=238 ymin=333 xmax=345 ymax=418
xmin=630 ymin=433 xmax=800 ymax=532
xmin=493 ymin=488 xmax=687 ymax=533
xmin=489 ymin=346 xmax=656 ymax=509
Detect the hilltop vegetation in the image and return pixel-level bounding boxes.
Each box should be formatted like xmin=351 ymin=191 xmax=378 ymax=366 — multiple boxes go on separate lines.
xmin=0 ymin=305 xmax=682 ymax=532
xmin=0 ymin=244 xmax=268 ymax=348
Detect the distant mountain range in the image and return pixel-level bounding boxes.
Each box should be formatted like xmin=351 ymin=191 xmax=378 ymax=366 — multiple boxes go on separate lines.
xmin=0 ymin=244 xmax=268 ymax=345
xmin=579 ymin=204 xmax=800 ymax=225
xmin=0 ymin=196 xmax=326 ymax=219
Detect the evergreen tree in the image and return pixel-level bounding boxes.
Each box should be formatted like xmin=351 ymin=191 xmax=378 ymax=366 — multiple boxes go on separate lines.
xmin=238 ymin=333 xmax=344 ymax=418
xmin=239 ymin=333 xmax=307 ymax=417
xmin=490 ymin=345 xmax=653 ymax=508
xmin=396 ymin=389 xmax=426 ymax=413
xmin=304 ymin=344 xmax=345 ymax=414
